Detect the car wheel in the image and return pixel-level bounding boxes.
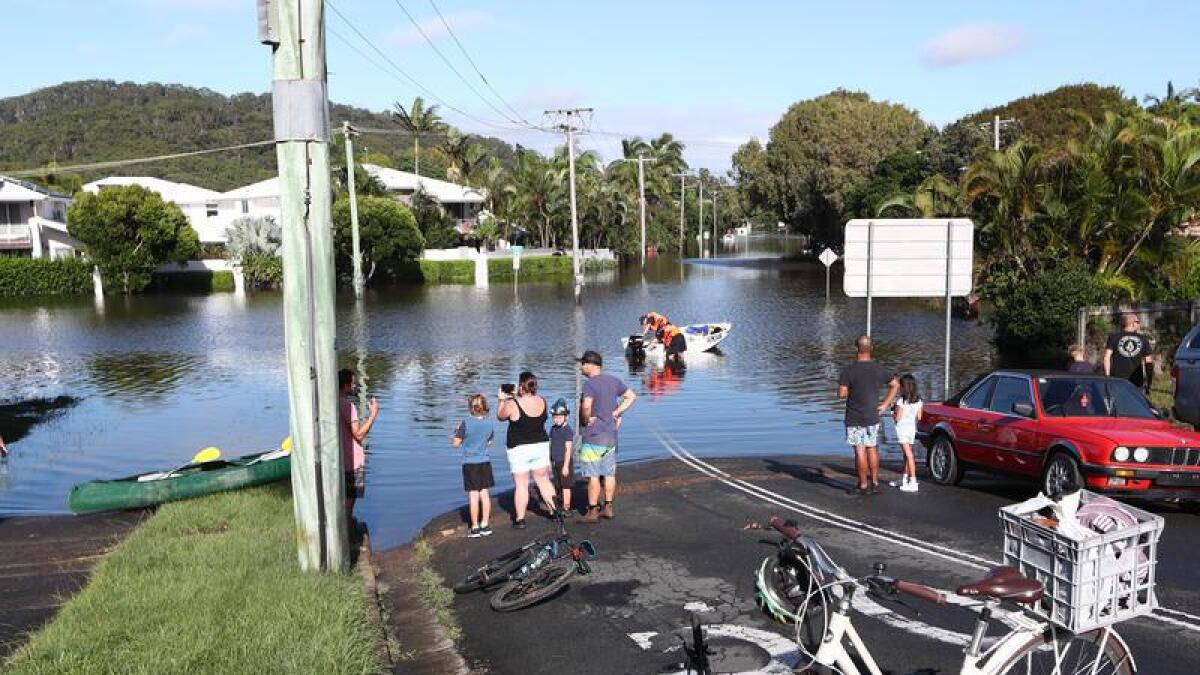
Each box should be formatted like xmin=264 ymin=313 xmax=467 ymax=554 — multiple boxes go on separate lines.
xmin=927 ymin=435 xmax=963 ymax=485
xmin=1042 ymin=452 xmax=1083 ymax=496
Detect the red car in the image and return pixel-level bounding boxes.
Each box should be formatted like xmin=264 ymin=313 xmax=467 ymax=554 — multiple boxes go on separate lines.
xmin=917 ymin=370 xmax=1200 ymax=500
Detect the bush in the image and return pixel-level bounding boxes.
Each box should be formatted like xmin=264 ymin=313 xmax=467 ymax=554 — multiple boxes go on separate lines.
xmin=148 ymin=270 xmax=235 ymax=293
xmin=332 ymin=195 xmax=424 ymax=284
xmin=0 ymin=257 xmax=93 ymax=296
xmin=240 ymin=252 xmax=283 ymax=290
xmin=416 ymin=259 xmax=475 ymax=284
xmin=988 ymin=260 xmax=1111 ymax=365
xmin=488 ymin=255 xmax=574 ymax=280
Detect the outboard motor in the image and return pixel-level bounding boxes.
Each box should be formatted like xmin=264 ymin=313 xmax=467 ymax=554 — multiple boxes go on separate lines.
xmin=625 ymin=335 xmax=647 ymax=363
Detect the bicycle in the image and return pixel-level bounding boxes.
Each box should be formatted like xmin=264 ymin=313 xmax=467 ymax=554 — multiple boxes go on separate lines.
xmin=754 ymin=516 xmax=1137 ymax=674
xmin=453 ymin=511 xmax=597 ymax=612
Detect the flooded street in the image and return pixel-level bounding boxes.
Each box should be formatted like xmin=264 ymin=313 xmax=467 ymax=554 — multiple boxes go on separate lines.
xmin=0 ymin=239 xmax=996 ymax=548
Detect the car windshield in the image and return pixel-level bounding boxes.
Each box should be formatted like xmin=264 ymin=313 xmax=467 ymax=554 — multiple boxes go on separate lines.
xmin=1037 ymin=377 xmax=1157 ymax=419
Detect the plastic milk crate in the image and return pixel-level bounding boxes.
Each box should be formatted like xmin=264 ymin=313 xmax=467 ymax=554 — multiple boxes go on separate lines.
xmin=1000 ymin=491 xmax=1163 ymax=633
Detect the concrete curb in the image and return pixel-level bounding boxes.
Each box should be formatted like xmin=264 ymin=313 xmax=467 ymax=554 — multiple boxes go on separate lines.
xmin=371 ymin=541 xmax=474 ymax=675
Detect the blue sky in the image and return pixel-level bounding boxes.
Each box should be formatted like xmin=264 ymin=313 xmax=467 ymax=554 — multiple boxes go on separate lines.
xmin=5 ymin=0 xmax=1199 ymax=171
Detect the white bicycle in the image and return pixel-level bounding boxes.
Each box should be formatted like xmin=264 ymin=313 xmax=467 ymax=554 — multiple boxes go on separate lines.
xmin=755 ymin=516 xmax=1136 ymax=674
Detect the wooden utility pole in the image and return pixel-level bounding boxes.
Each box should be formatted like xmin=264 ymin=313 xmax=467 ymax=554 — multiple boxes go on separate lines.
xmin=623 ymin=155 xmax=655 ymax=268
xmin=545 ymin=108 xmax=592 ymax=300
xmin=671 ymin=172 xmax=687 ymax=255
xmin=712 ymin=190 xmax=719 ymax=257
xmin=260 ymin=0 xmax=348 ymax=571
xmin=697 ymin=179 xmax=705 ymax=257
xmin=343 ymin=121 xmax=364 ymax=299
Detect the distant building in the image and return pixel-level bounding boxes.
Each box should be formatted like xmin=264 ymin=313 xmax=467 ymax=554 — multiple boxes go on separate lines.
xmin=83 ymin=176 xmax=227 ymax=243
xmin=0 ymin=175 xmax=81 ymax=258
xmin=362 ymin=164 xmax=486 ymax=234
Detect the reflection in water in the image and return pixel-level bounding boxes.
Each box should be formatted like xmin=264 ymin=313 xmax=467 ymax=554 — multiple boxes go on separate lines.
xmin=0 ymin=237 xmax=997 ymax=549
xmin=0 ymin=396 xmax=79 ymax=445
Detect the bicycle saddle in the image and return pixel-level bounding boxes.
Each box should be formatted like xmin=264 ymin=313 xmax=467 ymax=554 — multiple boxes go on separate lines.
xmin=956 ymin=566 xmax=1044 ymax=604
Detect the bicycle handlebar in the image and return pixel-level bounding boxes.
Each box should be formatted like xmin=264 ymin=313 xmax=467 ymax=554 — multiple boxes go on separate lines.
xmin=768 ymin=516 xmax=800 ymax=540
xmin=895 ymin=580 xmax=946 ymax=605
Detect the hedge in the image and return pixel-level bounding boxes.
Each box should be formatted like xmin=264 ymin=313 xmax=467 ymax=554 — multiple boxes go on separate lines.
xmin=148 ymin=270 xmax=236 ymax=293
xmin=0 ymin=257 xmax=93 ymax=296
xmin=416 ymin=259 xmax=475 ymax=284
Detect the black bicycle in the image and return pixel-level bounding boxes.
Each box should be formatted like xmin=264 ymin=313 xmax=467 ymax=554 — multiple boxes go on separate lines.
xmin=453 ymin=511 xmax=597 ymax=612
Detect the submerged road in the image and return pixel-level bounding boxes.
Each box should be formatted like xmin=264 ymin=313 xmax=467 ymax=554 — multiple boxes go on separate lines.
xmin=424 ymin=443 xmax=1200 ymax=674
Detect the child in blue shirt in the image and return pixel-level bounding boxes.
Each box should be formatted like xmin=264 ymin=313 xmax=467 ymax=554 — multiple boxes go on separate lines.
xmin=452 ymin=394 xmax=495 ymax=538
xmin=548 ymin=398 xmax=575 ymax=513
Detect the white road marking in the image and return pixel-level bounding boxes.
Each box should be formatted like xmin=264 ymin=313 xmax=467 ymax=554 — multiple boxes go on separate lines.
xmin=683 ymin=601 xmax=715 ymax=613
xmin=633 ymin=624 xmax=800 ymax=675
xmin=655 ymin=431 xmax=1200 ymax=635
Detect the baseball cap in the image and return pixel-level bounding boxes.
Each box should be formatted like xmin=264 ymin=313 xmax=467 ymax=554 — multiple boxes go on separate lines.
xmin=579 ymin=350 xmax=603 ymax=366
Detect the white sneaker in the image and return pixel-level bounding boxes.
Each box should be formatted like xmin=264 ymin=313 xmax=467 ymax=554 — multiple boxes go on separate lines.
xmin=889 ymin=478 xmax=905 ymax=488
xmin=900 ymin=480 xmax=918 ymax=493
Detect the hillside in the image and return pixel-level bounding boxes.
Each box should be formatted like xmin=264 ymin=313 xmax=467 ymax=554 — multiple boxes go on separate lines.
xmin=953 ymin=82 xmax=1137 ymax=149
xmin=0 ymin=80 xmax=516 ymax=192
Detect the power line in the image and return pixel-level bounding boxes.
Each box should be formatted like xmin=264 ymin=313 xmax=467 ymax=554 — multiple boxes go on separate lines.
xmin=426 ymin=0 xmax=533 ymax=127
xmin=325 ymin=0 xmax=522 ymax=134
xmin=0 ymin=140 xmax=275 ymax=178
xmin=389 ymin=0 xmax=529 ymax=128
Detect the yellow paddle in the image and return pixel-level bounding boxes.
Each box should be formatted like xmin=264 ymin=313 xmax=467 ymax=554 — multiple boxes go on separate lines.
xmin=139 ymin=447 xmax=222 ymax=481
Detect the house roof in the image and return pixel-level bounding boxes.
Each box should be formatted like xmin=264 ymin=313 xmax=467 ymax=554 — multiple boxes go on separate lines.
xmin=0 ymin=176 xmax=70 ymax=202
xmin=362 ymin=164 xmax=486 ymax=204
xmin=83 ymin=177 xmax=221 ymax=204
xmin=219 ymin=177 xmax=279 ymax=201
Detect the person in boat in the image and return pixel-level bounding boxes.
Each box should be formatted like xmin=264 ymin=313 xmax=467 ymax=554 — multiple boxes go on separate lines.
xmin=640 ymin=312 xmax=670 ymax=338
xmin=657 ymin=324 xmax=688 ymax=364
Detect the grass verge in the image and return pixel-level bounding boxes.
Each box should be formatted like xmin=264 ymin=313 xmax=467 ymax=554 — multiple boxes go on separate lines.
xmin=3 ymin=484 xmax=383 ymax=675
xmin=411 ymin=539 xmax=461 ymax=642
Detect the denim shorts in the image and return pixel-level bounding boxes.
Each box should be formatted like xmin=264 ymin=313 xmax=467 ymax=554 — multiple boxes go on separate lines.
xmin=845 ymin=425 xmax=880 ymax=448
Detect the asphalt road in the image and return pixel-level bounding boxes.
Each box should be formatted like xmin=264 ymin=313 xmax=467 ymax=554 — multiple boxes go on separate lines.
xmin=425 ymin=447 xmax=1200 ymax=674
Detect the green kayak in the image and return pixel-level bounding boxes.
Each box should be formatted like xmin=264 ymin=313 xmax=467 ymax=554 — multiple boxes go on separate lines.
xmin=68 ymin=449 xmax=292 ymax=515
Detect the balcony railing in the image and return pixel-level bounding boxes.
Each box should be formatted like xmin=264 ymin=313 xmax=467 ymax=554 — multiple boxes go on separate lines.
xmin=0 ymin=223 xmax=32 ymax=249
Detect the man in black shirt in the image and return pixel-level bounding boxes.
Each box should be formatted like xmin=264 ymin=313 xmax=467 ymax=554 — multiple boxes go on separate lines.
xmin=838 ymin=335 xmax=900 ymax=495
xmin=1103 ymin=313 xmax=1153 ymax=391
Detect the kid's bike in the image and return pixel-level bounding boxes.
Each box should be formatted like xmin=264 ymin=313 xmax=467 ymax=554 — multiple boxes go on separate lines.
xmin=453 ymin=511 xmax=597 ymax=612
xmin=754 ymin=516 xmax=1136 ymax=674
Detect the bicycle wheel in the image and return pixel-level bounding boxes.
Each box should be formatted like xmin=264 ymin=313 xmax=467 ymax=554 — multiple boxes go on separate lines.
xmin=997 ymin=627 xmax=1135 ymax=674
xmin=489 ymin=559 xmax=576 ymax=612
xmin=453 ymin=552 xmax=530 ymax=594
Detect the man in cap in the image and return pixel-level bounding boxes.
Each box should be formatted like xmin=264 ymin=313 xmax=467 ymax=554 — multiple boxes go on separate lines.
xmin=576 ymin=350 xmax=637 ymax=523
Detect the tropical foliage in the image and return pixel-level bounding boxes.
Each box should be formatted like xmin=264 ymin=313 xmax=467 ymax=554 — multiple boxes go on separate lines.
xmin=68 ymin=185 xmax=200 ymax=293
xmin=392 ymin=96 xmax=445 ymax=178
xmin=331 ymin=195 xmax=424 ymax=284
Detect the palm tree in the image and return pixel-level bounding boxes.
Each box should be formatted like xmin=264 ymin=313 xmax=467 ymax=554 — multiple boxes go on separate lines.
xmin=876 ymin=175 xmax=961 ymax=218
xmin=512 ymin=151 xmax=567 ymax=248
xmin=963 ymin=142 xmax=1055 ymax=272
xmin=438 ymin=132 xmax=486 ymax=185
xmin=392 ymin=96 xmax=446 ymax=177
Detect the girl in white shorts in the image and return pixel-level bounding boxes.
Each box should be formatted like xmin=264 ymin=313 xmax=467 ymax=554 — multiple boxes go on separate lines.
xmin=890 ymin=373 xmax=923 ymax=493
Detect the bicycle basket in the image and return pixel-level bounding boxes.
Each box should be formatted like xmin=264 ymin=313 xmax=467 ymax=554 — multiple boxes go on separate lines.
xmin=1000 ymin=490 xmax=1162 ymax=633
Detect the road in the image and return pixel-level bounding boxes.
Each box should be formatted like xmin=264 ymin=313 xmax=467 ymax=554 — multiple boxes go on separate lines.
xmin=424 ymin=441 xmax=1200 ymax=674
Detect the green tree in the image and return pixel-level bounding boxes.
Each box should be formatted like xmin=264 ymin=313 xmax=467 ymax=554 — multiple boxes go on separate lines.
xmin=762 ymin=90 xmax=930 ymax=246
xmin=408 ymin=190 xmax=458 ymax=249
xmin=392 ymin=96 xmax=446 ymax=178
xmin=438 ymin=131 xmax=487 ymax=185
xmin=332 ymin=195 xmax=424 ymax=282
xmin=68 ymin=185 xmax=200 ymax=293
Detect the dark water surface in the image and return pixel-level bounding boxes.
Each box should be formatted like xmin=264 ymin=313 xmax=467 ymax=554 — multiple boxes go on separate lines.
xmin=0 ymin=238 xmax=996 ymax=548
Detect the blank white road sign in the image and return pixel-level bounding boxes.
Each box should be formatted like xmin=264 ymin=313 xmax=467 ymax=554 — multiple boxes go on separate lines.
xmin=818 ymin=248 xmax=838 ymax=267
xmin=843 ymin=219 xmax=973 ymax=298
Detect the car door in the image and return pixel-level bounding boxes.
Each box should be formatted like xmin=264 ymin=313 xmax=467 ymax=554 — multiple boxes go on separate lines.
xmin=950 ymin=375 xmax=997 ymax=464
xmin=984 ymin=375 xmax=1042 ymax=475
xmin=1173 ymin=324 xmax=1200 ymax=426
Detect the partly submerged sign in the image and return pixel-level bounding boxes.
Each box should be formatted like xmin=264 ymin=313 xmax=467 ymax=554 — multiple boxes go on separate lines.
xmin=842 ymin=219 xmax=973 ymax=298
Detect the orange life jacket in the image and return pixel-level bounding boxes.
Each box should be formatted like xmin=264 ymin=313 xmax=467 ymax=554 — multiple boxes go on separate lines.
xmin=657 ymin=324 xmax=682 ymax=342
xmin=643 ymin=312 xmax=669 ymax=333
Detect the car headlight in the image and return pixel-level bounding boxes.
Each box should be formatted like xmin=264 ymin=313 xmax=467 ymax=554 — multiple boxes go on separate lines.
xmin=1113 ymin=446 xmax=1130 ymax=462
xmin=1133 ymin=447 xmax=1150 ymax=462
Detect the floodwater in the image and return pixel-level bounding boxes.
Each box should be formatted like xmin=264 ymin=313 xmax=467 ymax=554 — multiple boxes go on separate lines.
xmin=0 ymin=238 xmax=996 ymax=549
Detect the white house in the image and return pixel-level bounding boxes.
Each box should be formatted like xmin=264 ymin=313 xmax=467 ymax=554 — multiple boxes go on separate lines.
xmin=362 ymin=164 xmax=486 ymax=233
xmin=83 ymin=176 xmax=227 ymax=243
xmin=0 ymin=176 xmax=81 ymax=258
xmin=212 ymin=177 xmax=281 ymax=239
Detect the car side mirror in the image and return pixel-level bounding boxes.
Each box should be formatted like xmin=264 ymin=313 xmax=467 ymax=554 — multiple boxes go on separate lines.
xmin=1153 ymin=407 xmax=1169 ymax=420
xmin=1011 ymin=401 xmax=1035 ymax=417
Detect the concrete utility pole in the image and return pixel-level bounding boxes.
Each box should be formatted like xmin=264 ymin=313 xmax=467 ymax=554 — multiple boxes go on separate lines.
xmin=545 ymin=108 xmax=593 ymax=300
xmin=260 ymin=0 xmax=348 ymax=571
xmin=623 ymin=155 xmax=655 ymax=268
xmin=981 ymin=114 xmax=1017 ymax=151
xmin=712 ymin=190 xmax=719 ymax=257
xmin=342 ymin=121 xmax=364 ymax=299
xmin=671 ymin=172 xmax=687 ymax=256
xmin=697 ymin=179 xmax=705 ymax=257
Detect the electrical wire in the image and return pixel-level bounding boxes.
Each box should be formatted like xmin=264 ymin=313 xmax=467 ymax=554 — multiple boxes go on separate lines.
xmin=0 ymin=140 xmax=275 ymax=178
xmin=426 ymin=0 xmax=534 ymax=127
xmin=325 ymin=0 xmax=523 ymax=133
xmin=389 ymin=0 xmax=529 ymax=127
